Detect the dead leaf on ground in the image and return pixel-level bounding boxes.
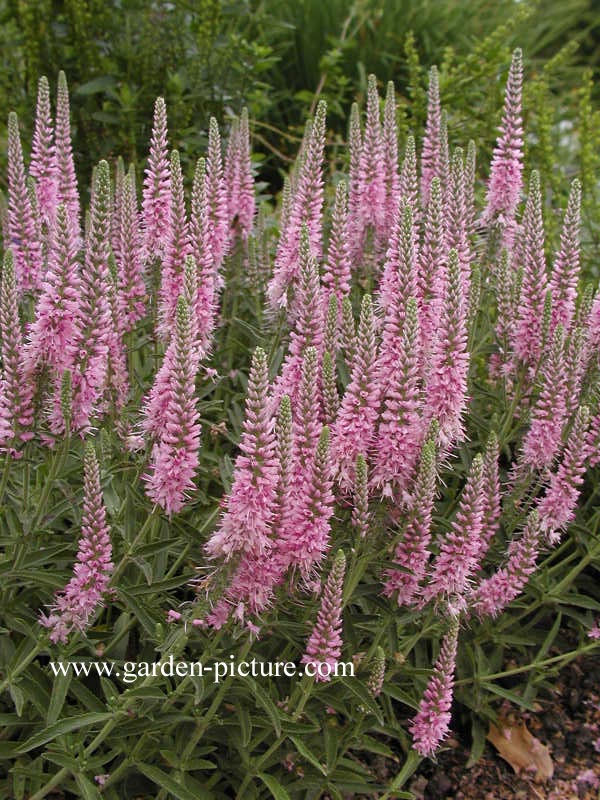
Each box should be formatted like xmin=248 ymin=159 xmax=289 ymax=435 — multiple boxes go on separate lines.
xmin=487 ymin=718 xmax=554 ymax=783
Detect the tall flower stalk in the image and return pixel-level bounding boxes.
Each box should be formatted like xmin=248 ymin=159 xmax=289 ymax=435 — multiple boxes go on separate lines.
xmin=39 ymin=443 xmax=113 ymax=643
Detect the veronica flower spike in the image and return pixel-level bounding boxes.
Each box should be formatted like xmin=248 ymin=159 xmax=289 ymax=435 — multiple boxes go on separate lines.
xmin=420 ymin=66 xmax=442 ymax=205
xmin=39 ymin=442 xmax=113 ymax=644
xmin=512 ymin=170 xmax=548 ymax=371
xmin=29 ymin=75 xmax=58 ymax=226
xmin=383 ymin=436 xmax=438 ymax=606
xmin=144 ymin=295 xmax=201 ymax=515
xmin=410 ymin=618 xmax=459 ymax=757
xmin=142 ymin=96 xmax=170 ymax=262
xmin=25 ymin=203 xmax=81 ymax=376
xmin=471 ymin=510 xmax=543 ymax=619
xmin=301 ymin=550 xmax=346 ymax=682
xmin=7 ymin=113 xmax=43 ymax=292
xmin=332 ymin=294 xmax=380 ymax=491
xmin=424 ymin=453 xmax=485 ymax=604
xmin=482 ymin=48 xmax=524 ymax=246
xmin=55 ymin=72 xmax=81 ymax=233
xmin=0 ymin=250 xmax=35 ymax=452
xmin=425 ymin=248 xmax=469 ymax=450
xmin=50 ymin=160 xmax=112 ymax=436
xmin=157 ymin=149 xmax=191 ymax=338
xmin=205 ymin=347 xmax=278 ymax=558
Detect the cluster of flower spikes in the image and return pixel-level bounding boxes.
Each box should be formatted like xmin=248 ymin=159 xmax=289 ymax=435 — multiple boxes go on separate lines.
xmin=201 ymin=48 xmax=599 ymax=760
xmin=5 ymin=56 xmax=597 ymax=756
xmin=0 ymin=76 xmax=255 ymax=519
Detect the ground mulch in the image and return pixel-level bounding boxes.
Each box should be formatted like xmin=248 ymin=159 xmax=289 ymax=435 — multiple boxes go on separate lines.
xmin=408 ymin=656 xmax=600 ymax=800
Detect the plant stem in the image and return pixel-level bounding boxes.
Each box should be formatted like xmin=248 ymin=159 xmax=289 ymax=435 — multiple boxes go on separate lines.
xmin=455 ymin=642 xmax=600 ymax=687
xmin=235 ymin=673 xmax=315 ymax=798
xmin=110 ymin=508 xmax=159 ymax=585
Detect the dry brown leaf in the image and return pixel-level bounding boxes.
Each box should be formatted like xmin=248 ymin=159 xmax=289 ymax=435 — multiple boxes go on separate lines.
xmin=487 ymin=719 xmax=554 ymax=783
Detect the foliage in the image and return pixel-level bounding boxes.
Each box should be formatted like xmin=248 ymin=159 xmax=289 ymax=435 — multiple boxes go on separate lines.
xmin=0 ymin=34 xmax=600 ymax=800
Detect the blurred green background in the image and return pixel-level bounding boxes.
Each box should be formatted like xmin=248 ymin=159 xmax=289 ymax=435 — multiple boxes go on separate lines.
xmin=0 ymin=0 xmax=598 ymax=192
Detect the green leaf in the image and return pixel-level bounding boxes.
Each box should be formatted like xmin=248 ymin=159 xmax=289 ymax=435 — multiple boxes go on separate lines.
xmin=289 ymin=735 xmax=327 ymax=775
xmin=137 ymin=763 xmax=212 ymax=800
xmin=0 ymin=742 xmax=20 ymax=759
xmin=47 ymin=671 xmax=72 ymax=726
xmin=74 ymin=772 xmax=102 ymax=800
xmin=239 ymin=704 xmax=252 ymax=748
xmin=258 ymin=772 xmax=292 ymax=800
xmin=249 ymin=680 xmax=282 ymax=737
xmin=118 ymin=588 xmax=159 ymax=635
xmin=480 ymin=682 xmax=537 ymax=710
xmin=340 ymin=676 xmax=383 ymax=723
xmin=75 ymin=76 xmax=118 ymax=95
xmin=466 ymin=717 xmax=487 ymax=768
xmin=18 ymin=712 xmax=113 ymax=753
xmin=9 ymin=683 xmax=25 ymax=717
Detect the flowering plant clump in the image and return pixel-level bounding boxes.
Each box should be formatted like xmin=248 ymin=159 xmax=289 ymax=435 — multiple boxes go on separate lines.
xmin=0 ymin=51 xmax=599 ymax=798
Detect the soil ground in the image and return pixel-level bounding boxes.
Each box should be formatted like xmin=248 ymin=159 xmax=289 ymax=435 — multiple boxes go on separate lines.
xmin=408 ymin=656 xmax=600 ymax=800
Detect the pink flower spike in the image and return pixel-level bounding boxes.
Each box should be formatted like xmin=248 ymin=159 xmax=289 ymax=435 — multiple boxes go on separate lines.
xmin=141 ymin=258 xmax=197 ymax=442
xmin=332 ymin=294 xmax=380 ymax=491
xmin=471 ymin=510 xmax=543 ymax=619
xmin=190 ymin=157 xmax=217 ymax=354
xmin=378 ymin=201 xmax=419 ymax=321
xmin=323 ymin=180 xmax=352 ymax=310
xmin=512 ymin=169 xmax=547 ymax=370
xmin=206 ymin=347 xmax=277 ymax=558
xmin=55 ymin=72 xmax=81 ymax=234
xmin=106 ymin=256 xmax=130 ymax=422
xmin=273 ymin=226 xmax=324 ymax=407
xmin=39 ymin=442 xmax=113 ymax=644
xmin=272 ymin=393 xmax=294 ymax=536
xmin=520 ymin=325 xmax=567 ymax=471
xmin=425 ymin=248 xmax=469 ymax=451
xmin=29 ymin=75 xmax=58 ymax=226
xmin=268 ymin=101 xmax=326 ymax=308
xmin=538 ymin=405 xmax=590 ymax=542
xmin=372 ymin=296 xmax=423 ymax=497
xmin=383 ymin=436 xmax=438 ymax=605
xmin=420 ymin=66 xmax=442 ymax=206
xmin=352 ymin=454 xmax=370 ymax=538
xmin=7 ymin=113 xmax=43 ymax=293
xmin=224 ymin=108 xmax=255 ymax=242
xmin=445 ymin=148 xmax=472 ymax=303
xmin=50 ymin=161 xmax=113 ymax=436
xmin=465 ymin=141 xmax=477 ymax=235
xmin=424 ymin=453 xmax=485 ymax=604
xmin=399 ymin=135 xmax=419 ymax=229
xmin=117 ymin=166 xmax=147 ymax=332
xmin=0 ymin=250 xmax=34 ymax=452
xmin=356 ymin=75 xmax=386 ymax=250
xmin=418 ymin=176 xmax=446 ymax=354
xmin=282 ymin=424 xmax=335 ymax=576
xmin=482 ymin=48 xmax=524 ymax=246
xmin=383 ymin=81 xmax=400 ymax=234
xmin=144 ymin=295 xmax=201 ymax=515
xmin=142 ymin=97 xmax=170 ymax=263
xmin=410 ymin=618 xmax=459 ymax=757
xmin=25 ymin=203 xmax=80 ymax=377
xmin=292 ymin=346 xmax=323 ymax=486
xmin=112 ymin=157 xmax=125 ymax=268
xmin=206 ymin=117 xmax=229 ymax=275
xmin=302 ymin=550 xmax=346 ymax=682
xmin=479 ymin=433 xmax=501 ymax=556
xmin=347 ymin=102 xmax=362 ymax=261
xmin=550 ymin=178 xmax=581 ymax=334
xmin=157 ymin=149 xmax=191 ymax=338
